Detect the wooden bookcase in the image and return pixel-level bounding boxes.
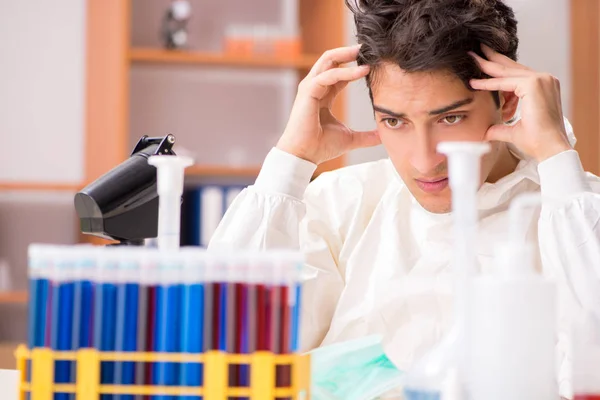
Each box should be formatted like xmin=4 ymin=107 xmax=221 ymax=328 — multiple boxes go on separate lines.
xmin=571 ymin=0 xmax=600 ymax=176
xmin=85 ymin=0 xmax=347 ymax=186
xmin=80 ymin=0 xmax=348 ymax=247
xmin=0 ymin=0 xmax=350 ymax=304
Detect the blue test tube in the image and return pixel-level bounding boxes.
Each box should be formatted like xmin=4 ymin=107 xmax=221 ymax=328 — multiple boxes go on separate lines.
xmin=27 ymin=245 xmax=52 ymax=349
xmin=68 ymin=247 xmax=97 ymax=400
xmin=94 ymin=253 xmax=118 ymax=400
xmin=51 ymin=249 xmax=80 ymax=400
xmin=50 ymin=249 xmax=77 ymax=400
xmin=217 ymin=282 xmax=228 ymax=352
xmin=153 ymin=256 xmax=183 ymax=400
xmin=27 ymin=245 xmax=53 ymax=400
xmin=114 ymin=250 xmax=140 ymax=400
xmin=225 ymin=261 xmax=238 ymax=393
xmin=71 ymin=249 xmax=97 ymax=351
xmin=235 ymin=258 xmax=251 ymax=399
xmin=180 ymin=252 xmax=205 ymax=400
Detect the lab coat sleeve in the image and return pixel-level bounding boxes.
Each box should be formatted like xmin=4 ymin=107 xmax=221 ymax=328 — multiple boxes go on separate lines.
xmin=537 ymin=149 xmax=600 ymax=399
xmin=208 ymin=147 xmax=346 ymax=351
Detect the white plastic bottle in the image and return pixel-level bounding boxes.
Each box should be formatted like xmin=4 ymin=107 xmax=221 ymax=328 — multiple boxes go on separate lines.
xmin=467 ymin=193 xmax=558 ymax=400
xmin=572 ymin=312 xmax=600 ymax=400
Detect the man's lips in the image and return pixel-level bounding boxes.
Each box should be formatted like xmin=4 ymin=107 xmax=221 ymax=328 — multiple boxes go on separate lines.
xmin=415 ymin=177 xmax=449 ymax=193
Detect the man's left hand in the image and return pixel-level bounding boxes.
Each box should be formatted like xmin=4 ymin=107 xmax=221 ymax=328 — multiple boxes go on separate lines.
xmin=469 ymin=44 xmax=571 ymax=163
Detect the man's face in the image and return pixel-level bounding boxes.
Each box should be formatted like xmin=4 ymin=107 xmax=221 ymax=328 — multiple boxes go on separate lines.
xmin=372 ymin=63 xmax=512 ymax=214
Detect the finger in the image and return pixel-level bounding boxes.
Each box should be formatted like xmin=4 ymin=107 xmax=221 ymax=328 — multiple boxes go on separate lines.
xmin=348 ymin=129 xmax=381 ymax=150
xmin=309 ymin=65 xmax=370 ymax=100
xmin=481 ymin=44 xmax=531 ymax=71
xmin=330 ymin=81 xmax=349 ymax=98
xmin=326 ymin=81 xmax=350 ymax=105
xmin=469 ymin=51 xmax=533 ymax=78
xmin=470 ymin=77 xmax=527 ymax=95
xmin=484 ymin=123 xmax=516 ymax=144
xmin=308 ymin=45 xmax=362 ymax=77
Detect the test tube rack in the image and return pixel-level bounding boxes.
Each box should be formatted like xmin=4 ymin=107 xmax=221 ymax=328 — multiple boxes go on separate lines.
xmin=15 ymin=345 xmax=311 ymax=400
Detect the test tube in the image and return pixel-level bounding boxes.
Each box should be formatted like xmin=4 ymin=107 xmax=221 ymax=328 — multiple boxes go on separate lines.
xmin=50 ymin=247 xmax=77 ymax=400
xmin=180 ymin=248 xmax=205 ymax=400
xmin=226 ymin=255 xmax=239 ymax=396
xmin=235 ymin=255 xmax=250 ymax=397
xmin=27 ymin=245 xmax=50 ymax=400
xmin=152 ymin=251 xmax=183 ymax=400
xmin=94 ymin=249 xmax=119 ymax=400
xmin=216 ymin=260 xmax=228 ymax=352
xmin=244 ymin=256 xmax=258 ymax=392
xmin=27 ymin=245 xmax=51 ymax=350
xmin=114 ymin=248 xmax=141 ymax=400
xmin=138 ymin=249 xmax=157 ymax=400
xmin=270 ymin=256 xmax=287 ymax=399
xmin=67 ymin=246 xmax=97 ymax=400
xmin=276 ymin=252 xmax=303 ymax=399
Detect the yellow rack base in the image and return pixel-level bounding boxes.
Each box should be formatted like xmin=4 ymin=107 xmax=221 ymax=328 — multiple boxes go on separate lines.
xmin=15 ymin=345 xmax=311 ymax=400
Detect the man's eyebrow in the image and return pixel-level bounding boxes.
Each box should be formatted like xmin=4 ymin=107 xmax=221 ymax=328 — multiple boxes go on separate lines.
xmin=373 ymin=105 xmax=406 ymax=119
xmin=373 ymin=97 xmax=474 ymax=119
xmin=428 ymin=97 xmax=474 ymax=115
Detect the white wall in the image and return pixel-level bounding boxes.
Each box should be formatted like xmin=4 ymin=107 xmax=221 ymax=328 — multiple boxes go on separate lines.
xmin=0 ymin=0 xmax=87 ymax=183
xmin=345 ymin=0 xmax=572 ymax=165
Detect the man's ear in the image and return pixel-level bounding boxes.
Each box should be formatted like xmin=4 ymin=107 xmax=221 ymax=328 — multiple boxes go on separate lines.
xmin=500 ymin=91 xmax=519 ymax=122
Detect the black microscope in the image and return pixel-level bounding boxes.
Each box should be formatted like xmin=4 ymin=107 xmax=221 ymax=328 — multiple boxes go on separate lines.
xmin=74 ymin=135 xmax=177 ymax=246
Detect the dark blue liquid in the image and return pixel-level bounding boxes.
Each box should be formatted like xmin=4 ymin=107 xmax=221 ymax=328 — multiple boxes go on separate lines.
xmin=218 ymin=283 xmax=227 ymax=351
xmin=115 ymin=283 xmax=139 ymax=400
xmin=181 ymin=283 xmax=204 ymax=400
xmin=239 ymin=284 xmax=249 ymax=393
xmin=52 ymin=281 xmax=74 ymax=400
xmin=153 ymin=284 xmax=182 ymax=400
xmin=28 ymin=277 xmax=50 ymax=348
xmin=94 ymin=283 xmax=117 ymax=400
xmin=77 ymin=281 xmax=94 ymax=348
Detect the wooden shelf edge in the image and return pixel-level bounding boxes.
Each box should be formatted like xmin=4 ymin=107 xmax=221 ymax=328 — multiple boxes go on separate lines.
xmin=0 ymin=291 xmax=27 ymax=304
xmin=129 ymin=48 xmax=318 ymax=69
xmin=0 ymin=182 xmax=83 ymax=192
xmin=185 ymin=165 xmax=261 ymax=178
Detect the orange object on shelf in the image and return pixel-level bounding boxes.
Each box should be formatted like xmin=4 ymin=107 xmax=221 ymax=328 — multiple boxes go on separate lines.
xmin=224 ymin=37 xmax=254 ymax=57
xmin=274 ymin=37 xmax=303 ymax=58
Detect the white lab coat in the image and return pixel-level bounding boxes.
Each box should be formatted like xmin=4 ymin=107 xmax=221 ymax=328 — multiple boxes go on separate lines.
xmin=208 ymin=134 xmax=600 ymax=399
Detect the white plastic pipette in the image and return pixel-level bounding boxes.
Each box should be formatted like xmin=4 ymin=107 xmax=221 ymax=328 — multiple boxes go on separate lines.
xmin=437 ymin=141 xmax=490 ymax=323
xmin=402 ymin=142 xmax=490 ymax=399
xmin=438 ymin=141 xmax=490 ymax=393
xmin=148 ymin=154 xmax=193 ymax=251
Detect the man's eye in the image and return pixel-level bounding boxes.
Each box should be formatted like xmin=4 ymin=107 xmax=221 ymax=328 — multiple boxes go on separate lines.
xmin=441 ymin=115 xmax=465 ymax=125
xmin=383 ymin=118 xmax=403 ymax=129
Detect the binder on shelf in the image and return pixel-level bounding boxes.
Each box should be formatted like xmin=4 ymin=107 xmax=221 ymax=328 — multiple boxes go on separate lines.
xmin=181 ymin=184 xmax=246 ymax=247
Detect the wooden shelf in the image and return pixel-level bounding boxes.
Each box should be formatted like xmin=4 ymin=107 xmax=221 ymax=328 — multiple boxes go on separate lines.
xmin=185 ymin=165 xmax=261 ymax=178
xmin=0 ymin=182 xmax=82 ymax=192
xmin=0 ymin=291 xmax=27 ymax=304
xmin=129 ymin=48 xmax=318 ymax=69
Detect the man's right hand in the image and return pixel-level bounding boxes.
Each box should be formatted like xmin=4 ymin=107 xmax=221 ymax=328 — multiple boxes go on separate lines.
xmin=276 ymin=45 xmax=381 ymax=165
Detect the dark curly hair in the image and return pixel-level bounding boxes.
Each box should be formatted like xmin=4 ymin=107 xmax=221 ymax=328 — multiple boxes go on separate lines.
xmin=346 ymin=0 xmax=519 ymax=106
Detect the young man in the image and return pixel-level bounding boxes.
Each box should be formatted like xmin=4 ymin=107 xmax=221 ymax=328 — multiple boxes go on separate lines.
xmin=209 ymin=0 xmax=600 ymax=397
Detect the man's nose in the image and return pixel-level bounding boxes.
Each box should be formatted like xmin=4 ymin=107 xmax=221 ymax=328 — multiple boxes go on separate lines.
xmin=411 ymin=131 xmax=445 ymax=175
